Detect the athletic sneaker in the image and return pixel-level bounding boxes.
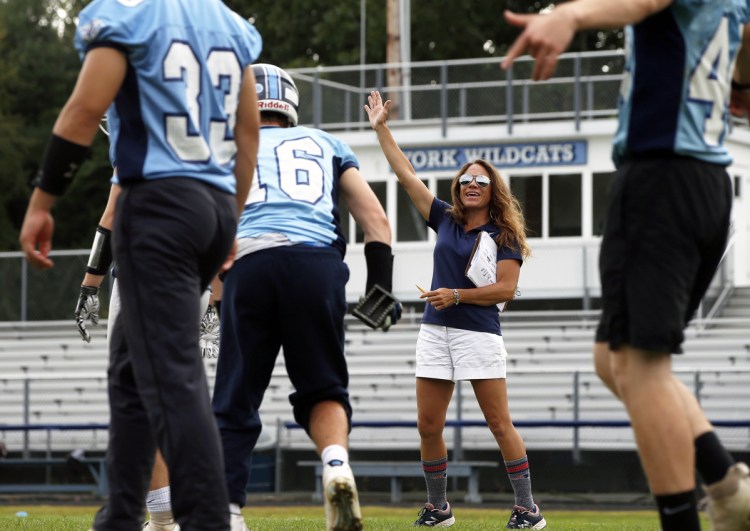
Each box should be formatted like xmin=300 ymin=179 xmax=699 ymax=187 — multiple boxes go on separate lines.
xmin=142 ymin=517 xmax=180 ymax=531
xmin=506 ymin=504 xmax=547 ymax=529
xmin=229 ymin=511 xmax=249 ymax=531
xmin=705 ymin=462 xmax=750 ymax=531
xmin=413 ymin=502 xmax=455 ymax=527
xmin=323 ymin=462 xmax=363 ymax=531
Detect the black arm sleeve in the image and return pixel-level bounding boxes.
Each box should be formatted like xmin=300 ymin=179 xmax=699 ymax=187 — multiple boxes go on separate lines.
xmin=364 ymin=241 xmax=394 ymax=294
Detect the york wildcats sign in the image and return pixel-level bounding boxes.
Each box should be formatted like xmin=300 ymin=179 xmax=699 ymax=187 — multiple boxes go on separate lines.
xmin=402 ymin=141 xmax=587 ymax=172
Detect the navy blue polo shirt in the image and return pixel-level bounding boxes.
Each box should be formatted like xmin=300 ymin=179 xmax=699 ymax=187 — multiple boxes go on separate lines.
xmin=422 ymin=198 xmax=523 ymax=335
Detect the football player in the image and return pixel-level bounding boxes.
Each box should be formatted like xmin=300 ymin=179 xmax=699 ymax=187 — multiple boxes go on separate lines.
xmin=212 ymin=63 xmax=396 ymax=531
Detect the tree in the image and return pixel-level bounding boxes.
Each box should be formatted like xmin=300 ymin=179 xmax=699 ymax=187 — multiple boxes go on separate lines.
xmin=0 ymin=0 xmax=111 ymax=251
xmin=0 ymin=0 xmax=623 ymax=251
xmin=225 ymin=0 xmax=623 ymax=68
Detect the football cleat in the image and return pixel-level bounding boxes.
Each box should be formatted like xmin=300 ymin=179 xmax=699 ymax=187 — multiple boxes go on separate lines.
xmin=323 ymin=462 xmax=363 ymax=531
xmin=705 ymin=462 xmax=750 ymax=531
xmin=229 ymin=511 xmax=249 ymax=531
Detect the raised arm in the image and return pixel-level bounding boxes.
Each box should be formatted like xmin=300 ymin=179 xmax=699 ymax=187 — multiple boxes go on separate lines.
xmin=364 ymin=91 xmax=433 ymax=220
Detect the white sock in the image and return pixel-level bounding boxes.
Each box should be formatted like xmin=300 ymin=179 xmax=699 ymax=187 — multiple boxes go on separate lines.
xmin=149 ymin=510 xmax=174 ymax=525
xmin=321 ymin=444 xmax=348 ymax=466
xmin=145 ymin=486 xmax=171 ymax=513
xmin=229 ymin=503 xmax=241 ymax=515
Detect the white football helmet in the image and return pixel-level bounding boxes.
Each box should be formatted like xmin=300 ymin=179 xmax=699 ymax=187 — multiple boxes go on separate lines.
xmin=252 ymin=63 xmax=299 ymax=126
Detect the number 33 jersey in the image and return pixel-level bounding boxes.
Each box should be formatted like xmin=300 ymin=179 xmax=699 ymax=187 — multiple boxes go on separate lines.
xmin=237 ymin=125 xmax=359 ymax=255
xmin=613 ymin=0 xmax=750 ymax=166
xmin=74 ymin=0 xmax=262 ymax=194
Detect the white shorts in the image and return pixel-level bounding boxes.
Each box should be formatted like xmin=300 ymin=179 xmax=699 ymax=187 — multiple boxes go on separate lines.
xmin=415 ymin=324 xmax=508 ymax=381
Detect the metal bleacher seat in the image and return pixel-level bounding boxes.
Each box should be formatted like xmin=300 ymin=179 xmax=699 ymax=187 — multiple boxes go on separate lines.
xmin=2 ymin=312 xmax=749 ymax=452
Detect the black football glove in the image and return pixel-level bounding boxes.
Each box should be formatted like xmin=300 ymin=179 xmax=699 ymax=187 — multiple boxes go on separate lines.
xmin=353 ymin=284 xmax=402 ymax=332
xmin=74 ymin=286 xmax=100 ymax=343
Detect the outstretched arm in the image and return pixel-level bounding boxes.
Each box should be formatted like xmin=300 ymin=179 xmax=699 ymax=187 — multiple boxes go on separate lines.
xmin=364 ymin=91 xmax=434 ymax=220
xmin=501 ymin=0 xmax=673 ymax=80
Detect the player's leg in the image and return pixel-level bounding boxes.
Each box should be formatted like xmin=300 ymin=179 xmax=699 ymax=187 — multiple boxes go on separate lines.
xmin=105 ymin=278 xmax=178 ymax=530
xmin=681 ymin=166 xmax=750 ymax=529
xmin=278 ymin=246 xmax=361 ymax=531
xmin=142 ymin=289 xmax=209 ymax=531
xmin=92 ymin=275 xmax=158 ymax=530
xmin=91 ymin=302 xmax=157 ymax=530
xmin=212 ymin=251 xmax=281 ymax=531
xmin=112 ymin=179 xmax=234 ymax=529
xmin=593 ymin=341 xmax=619 ymax=398
xmin=597 ymin=157 xmax=712 ymax=530
xmin=105 ymin=278 xmax=120 ymax=353
xmin=610 ymin=348 xmax=696 ymax=486
xmin=143 ymin=451 xmax=178 ymax=531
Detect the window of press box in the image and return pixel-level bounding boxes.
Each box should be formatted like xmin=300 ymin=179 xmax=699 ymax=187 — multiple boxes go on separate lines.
xmin=436 ymin=177 xmax=454 ymax=204
xmin=355 ymin=181 xmax=387 ymax=243
xmin=397 ymin=180 xmax=428 ymax=241
xmin=593 ymin=172 xmax=615 ymax=236
xmin=549 ymin=173 xmax=582 ymax=237
xmin=509 ymin=175 xmax=542 ymax=238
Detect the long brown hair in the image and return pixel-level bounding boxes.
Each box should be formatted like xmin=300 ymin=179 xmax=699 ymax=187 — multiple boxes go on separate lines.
xmin=448 ymin=159 xmax=530 ymax=258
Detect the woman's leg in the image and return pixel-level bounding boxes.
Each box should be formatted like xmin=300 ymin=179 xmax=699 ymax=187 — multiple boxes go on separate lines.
xmin=416 ymin=377 xmax=454 ymax=510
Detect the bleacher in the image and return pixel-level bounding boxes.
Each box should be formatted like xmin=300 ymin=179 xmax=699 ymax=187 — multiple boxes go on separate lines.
xmin=1 ymin=300 xmax=750 ymax=454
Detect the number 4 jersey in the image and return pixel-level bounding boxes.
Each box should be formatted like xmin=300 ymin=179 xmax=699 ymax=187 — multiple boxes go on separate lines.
xmin=74 ymin=0 xmax=262 ymax=194
xmin=613 ymin=0 xmax=750 ymax=167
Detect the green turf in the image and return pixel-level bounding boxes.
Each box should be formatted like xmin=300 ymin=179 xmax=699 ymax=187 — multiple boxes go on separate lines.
xmin=0 ymin=504 xmax=710 ymax=529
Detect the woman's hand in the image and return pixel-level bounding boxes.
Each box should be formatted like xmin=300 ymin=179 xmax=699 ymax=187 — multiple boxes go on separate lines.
xmin=420 ymin=287 xmax=455 ymax=311
xmin=364 ymin=90 xmax=391 ymax=130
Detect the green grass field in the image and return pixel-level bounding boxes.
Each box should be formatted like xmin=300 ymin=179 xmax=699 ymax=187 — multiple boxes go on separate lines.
xmin=0 ymin=504 xmax=712 ymax=530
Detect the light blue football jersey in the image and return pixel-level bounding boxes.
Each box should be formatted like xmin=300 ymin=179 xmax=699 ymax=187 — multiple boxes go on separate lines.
xmin=75 ymin=0 xmax=262 ymax=193
xmin=613 ymin=0 xmax=750 ymax=166
xmin=237 ymin=126 xmax=359 ymax=256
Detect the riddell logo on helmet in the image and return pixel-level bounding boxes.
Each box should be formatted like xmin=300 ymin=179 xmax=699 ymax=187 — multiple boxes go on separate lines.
xmin=258 ymin=101 xmax=292 ymax=112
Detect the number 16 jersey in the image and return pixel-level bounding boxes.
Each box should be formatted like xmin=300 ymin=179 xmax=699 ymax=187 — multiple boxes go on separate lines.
xmin=237 ymin=125 xmax=359 ymax=258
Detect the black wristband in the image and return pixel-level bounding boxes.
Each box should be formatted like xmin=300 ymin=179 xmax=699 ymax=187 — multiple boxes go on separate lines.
xmin=364 ymin=241 xmax=394 ymax=294
xmin=86 ymin=225 xmax=113 ymax=275
xmin=731 ymin=79 xmax=750 ymax=92
xmin=31 ymin=134 xmax=90 ymax=196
